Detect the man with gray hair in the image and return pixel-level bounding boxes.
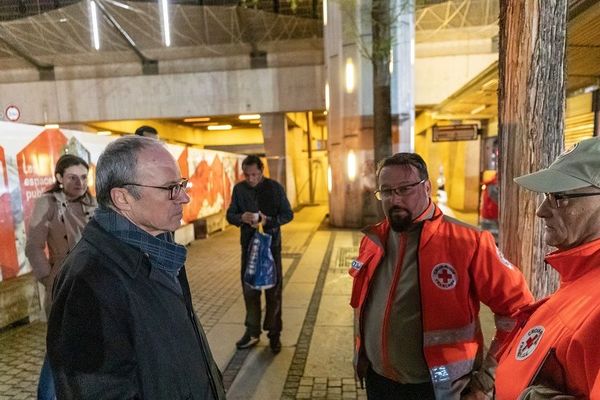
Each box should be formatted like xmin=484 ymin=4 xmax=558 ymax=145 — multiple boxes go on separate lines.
xmin=495 ymin=137 xmax=600 ymax=399
xmin=47 ymin=136 xmax=226 ymax=399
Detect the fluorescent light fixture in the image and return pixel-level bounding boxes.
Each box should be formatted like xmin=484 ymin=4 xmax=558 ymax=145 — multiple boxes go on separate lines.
xmin=239 ymin=114 xmax=261 ymax=120
xmin=583 ymin=84 xmax=599 ymax=93
xmin=249 ymin=120 xmax=261 ymax=124
xmin=389 ymin=48 xmax=393 ymax=74
xmin=183 ymin=117 xmax=211 ymax=122
xmin=470 ymin=104 xmax=487 ymax=115
xmin=482 ymin=79 xmax=498 ymax=90
xmin=347 ymin=150 xmax=357 ymax=181
xmin=345 ymin=58 xmax=355 ymax=93
xmin=327 ymin=165 xmax=332 ymax=193
xmin=160 ymin=0 xmax=171 ymax=47
xmin=323 ymin=0 xmax=327 ymax=26
xmin=97 ymin=131 xmax=112 ymax=136
xmin=325 ymin=82 xmax=330 ymax=111
xmin=105 ymin=0 xmax=134 ymax=10
xmin=207 ymin=124 xmax=232 ymax=131
xmin=44 ymin=124 xmax=60 ymax=129
xmin=90 ymin=0 xmax=100 ymax=50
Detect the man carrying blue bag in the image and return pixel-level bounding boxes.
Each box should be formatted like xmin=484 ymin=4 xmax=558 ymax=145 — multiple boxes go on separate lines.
xmin=226 ymin=155 xmax=293 ymax=354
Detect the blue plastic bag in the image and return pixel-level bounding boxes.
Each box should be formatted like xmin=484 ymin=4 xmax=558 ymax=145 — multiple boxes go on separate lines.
xmin=244 ymin=224 xmax=277 ymax=290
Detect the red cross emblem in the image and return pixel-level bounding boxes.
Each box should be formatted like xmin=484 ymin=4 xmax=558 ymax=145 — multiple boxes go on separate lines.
xmin=516 ymin=326 xmax=545 ymax=361
xmin=431 ymin=263 xmax=457 ymax=290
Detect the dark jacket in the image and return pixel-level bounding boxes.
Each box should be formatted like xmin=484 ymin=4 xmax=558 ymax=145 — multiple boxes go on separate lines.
xmin=226 ymin=177 xmax=293 ymax=248
xmin=47 ymin=219 xmax=226 ymax=400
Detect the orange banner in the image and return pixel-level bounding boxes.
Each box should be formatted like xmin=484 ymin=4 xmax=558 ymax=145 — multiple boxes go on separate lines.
xmin=0 ymin=146 xmax=19 ymax=279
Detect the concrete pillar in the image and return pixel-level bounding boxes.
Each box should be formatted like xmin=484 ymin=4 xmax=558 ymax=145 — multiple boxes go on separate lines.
xmin=261 ymin=113 xmax=288 ymax=192
xmin=593 ymin=89 xmax=600 ymax=137
xmin=391 ymin=0 xmax=415 ymax=153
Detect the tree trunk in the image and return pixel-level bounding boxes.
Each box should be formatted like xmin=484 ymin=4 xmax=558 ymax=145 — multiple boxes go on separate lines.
xmin=372 ymin=0 xmax=392 ymax=165
xmin=498 ymin=0 xmax=568 ymax=299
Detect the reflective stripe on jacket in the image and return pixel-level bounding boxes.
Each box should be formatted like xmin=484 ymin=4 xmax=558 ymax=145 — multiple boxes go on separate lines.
xmin=350 ymin=204 xmax=533 ymax=399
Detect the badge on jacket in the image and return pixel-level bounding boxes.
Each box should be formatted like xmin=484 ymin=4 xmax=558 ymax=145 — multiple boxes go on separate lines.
xmin=431 ymin=263 xmax=457 ymax=290
xmin=351 ymin=259 xmax=363 ymax=272
xmin=515 ymin=326 xmax=545 ymax=361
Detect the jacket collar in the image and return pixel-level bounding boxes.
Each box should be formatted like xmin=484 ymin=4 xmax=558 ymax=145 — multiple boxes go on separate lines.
xmin=82 ymin=219 xmax=145 ymax=279
xmin=545 ymin=237 xmax=600 ymax=283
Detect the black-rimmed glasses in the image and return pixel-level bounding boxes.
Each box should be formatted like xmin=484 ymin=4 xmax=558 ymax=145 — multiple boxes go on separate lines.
xmin=544 ymin=191 xmax=600 ymax=208
xmin=123 ymin=178 xmax=189 ymax=200
xmin=374 ymin=179 xmax=425 ymax=201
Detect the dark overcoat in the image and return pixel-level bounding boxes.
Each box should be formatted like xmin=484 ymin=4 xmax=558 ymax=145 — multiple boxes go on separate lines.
xmin=47 ymin=219 xmax=226 ymax=400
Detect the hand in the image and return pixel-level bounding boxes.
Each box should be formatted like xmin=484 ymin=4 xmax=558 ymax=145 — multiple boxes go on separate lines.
xmin=258 ymin=212 xmax=267 ymax=224
xmin=241 ymin=212 xmax=256 ymax=225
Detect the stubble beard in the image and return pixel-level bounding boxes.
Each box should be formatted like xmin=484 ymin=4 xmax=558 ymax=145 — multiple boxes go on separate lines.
xmin=388 ymin=206 xmax=413 ymax=232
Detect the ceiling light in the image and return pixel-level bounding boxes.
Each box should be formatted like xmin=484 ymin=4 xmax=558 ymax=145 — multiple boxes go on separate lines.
xmin=323 ymin=0 xmax=327 ymax=26
xmin=44 ymin=124 xmax=60 ymax=129
xmin=239 ymin=114 xmax=261 ymax=120
xmin=325 ymin=83 xmax=330 ymax=111
xmin=90 ymin=0 xmax=100 ymax=50
xmin=207 ymin=124 xmax=232 ymax=131
xmin=249 ymin=120 xmax=261 ymax=124
xmin=481 ymin=79 xmax=498 ymax=90
xmin=470 ymin=105 xmax=487 ymax=115
xmin=184 ymin=117 xmax=211 ymax=122
xmin=97 ymin=131 xmax=111 ymax=136
xmin=160 ymin=0 xmax=171 ymax=47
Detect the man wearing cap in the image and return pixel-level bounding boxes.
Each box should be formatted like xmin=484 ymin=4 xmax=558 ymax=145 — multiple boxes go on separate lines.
xmin=495 ymin=137 xmax=600 ymax=399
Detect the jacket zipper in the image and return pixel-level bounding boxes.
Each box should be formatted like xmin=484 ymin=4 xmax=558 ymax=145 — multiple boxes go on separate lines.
xmin=381 ymin=233 xmax=407 ymax=380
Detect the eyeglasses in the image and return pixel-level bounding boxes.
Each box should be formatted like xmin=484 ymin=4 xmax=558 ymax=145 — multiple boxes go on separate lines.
xmin=544 ymin=191 xmax=600 ymax=208
xmin=374 ymin=179 xmax=425 ymax=201
xmin=123 ymin=178 xmax=189 ymax=200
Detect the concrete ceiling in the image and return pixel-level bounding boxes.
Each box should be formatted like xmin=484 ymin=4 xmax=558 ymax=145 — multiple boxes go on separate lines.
xmin=0 ymin=0 xmax=323 ymax=69
xmin=433 ymin=1 xmax=600 ymax=120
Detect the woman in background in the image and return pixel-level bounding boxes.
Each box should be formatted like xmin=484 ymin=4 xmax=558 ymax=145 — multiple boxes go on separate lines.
xmin=25 ymin=154 xmax=97 ymax=400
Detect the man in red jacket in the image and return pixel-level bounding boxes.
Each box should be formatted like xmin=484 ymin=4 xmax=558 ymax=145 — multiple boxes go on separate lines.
xmin=351 ymin=153 xmax=533 ymax=399
xmin=495 ymin=137 xmax=600 ymax=399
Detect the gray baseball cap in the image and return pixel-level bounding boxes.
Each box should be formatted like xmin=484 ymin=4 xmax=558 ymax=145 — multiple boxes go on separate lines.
xmin=514 ymin=137 xmax=600 ymax=193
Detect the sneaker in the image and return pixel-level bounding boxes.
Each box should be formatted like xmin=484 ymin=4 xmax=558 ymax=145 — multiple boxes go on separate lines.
xmin=236 ymin=333 xmax=260 ymax=349
xmin=269 ymin=336 xmax=281 ymax=354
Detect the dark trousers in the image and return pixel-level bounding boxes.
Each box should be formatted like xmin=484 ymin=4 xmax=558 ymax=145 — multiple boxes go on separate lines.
xmin=240 ymin=244 xmax=283 ymax=338
xmin=365 ymin=367 xmax=435 ymax=400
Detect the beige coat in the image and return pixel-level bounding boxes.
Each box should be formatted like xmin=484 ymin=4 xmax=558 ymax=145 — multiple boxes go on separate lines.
xmin=25 ymin=190 xmax=97 ymax=315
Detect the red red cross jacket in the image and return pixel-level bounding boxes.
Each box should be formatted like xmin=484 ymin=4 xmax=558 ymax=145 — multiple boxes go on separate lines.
xmin=350 ymin=204 xmax=533 ymax=398
xmin=495 ymin=239 xmax=600 ymax=399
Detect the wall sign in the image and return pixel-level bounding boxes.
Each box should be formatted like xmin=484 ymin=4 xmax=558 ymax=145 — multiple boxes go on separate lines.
xmin=5 ymin=105 xmax=20 ymax=121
